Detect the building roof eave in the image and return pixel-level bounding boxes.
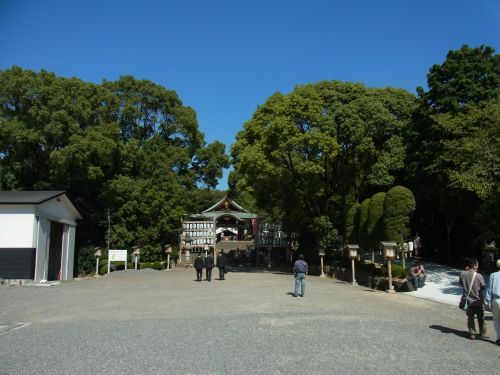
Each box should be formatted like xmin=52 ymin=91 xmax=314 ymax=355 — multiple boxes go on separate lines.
xmin=202 ymin=196 xmax=251 ymax=214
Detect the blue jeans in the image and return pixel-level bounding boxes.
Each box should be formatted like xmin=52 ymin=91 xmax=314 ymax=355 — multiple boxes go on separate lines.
xmin=295 ymin=272 xmax=306 ymax=296
xmin=418 ymin=275 xmax=426 ymax=287
xmin=410 ymin=276 xmax=419 ymax=290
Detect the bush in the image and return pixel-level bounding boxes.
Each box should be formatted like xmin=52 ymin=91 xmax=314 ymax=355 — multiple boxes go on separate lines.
xmin=154 ymin=262 xmax=164 ymax=270
xmin=380 ymin=264 xmax=407 ymax=279
xmin=99 ymin=264 xmax=108 ymax=275
xmin=170 ymin=250 xmax=179 ymax=262
xmin=75 ymin=245 xmax=97 ymax=276
xmin=141 ymin=262 xmax=164 ymax=270
xmin=384 ymin=186 xmax=416 ymax=244
xmin=140 ymin=244 xmax=163 ymax=262
xmin=98 ymin=261 xmax=134 ymax=275
xmin=358 ymin=261 xmax=382 ymax=276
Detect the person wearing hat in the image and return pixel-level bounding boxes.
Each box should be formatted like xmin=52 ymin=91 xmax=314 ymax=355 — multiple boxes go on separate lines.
xmin=486 ymin=259 xmax=500 ymax=346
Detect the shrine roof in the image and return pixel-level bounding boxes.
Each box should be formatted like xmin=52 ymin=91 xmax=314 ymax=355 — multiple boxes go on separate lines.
xmin=190 ymin=196 xmax=257 ymax=220
xmin=191 ymin=211 xmax=257 ymax=220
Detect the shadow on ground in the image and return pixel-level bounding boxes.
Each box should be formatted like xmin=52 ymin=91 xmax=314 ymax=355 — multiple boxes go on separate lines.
xmin=429 ymin=325 xmax=471 ymax=340
xmin=429 ymin=325 xmax=497 ymax=344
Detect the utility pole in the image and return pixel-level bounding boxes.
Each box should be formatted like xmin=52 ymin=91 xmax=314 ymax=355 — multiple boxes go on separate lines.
xmin=107 ymin=210 xmax=111 ymax=252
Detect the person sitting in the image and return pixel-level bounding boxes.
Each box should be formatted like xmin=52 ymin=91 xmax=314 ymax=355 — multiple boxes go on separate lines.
xmin=418 ymin=263 xmax=426 ymax=287
xmin=409 ymin=262 xmax=425 ymax=290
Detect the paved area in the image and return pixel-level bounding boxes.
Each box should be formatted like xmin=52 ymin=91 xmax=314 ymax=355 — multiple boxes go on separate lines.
xmin=401 ymin=262 xmax=464 ymax=305
xmin=1 ymin=268 xmax=498 ymax=375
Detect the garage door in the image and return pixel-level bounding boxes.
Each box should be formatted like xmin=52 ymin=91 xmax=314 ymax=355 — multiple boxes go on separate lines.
xmin=0 ymin=248 xmax=36 ymax=279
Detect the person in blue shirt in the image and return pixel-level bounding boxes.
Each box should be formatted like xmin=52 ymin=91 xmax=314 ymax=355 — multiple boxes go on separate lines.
xmin=293 ymin=254 xmax=308 ymax=297
xmin=485 ymin=259 xmax=500 ymax=346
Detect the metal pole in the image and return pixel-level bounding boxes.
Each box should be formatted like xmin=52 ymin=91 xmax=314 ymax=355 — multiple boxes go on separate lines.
xmin=107 ymin=210 xmax=110 ymax=252
xmin=134 ymin=255 xmax=138 ymax=270
xmin=96 ymin=258 xmax=99 ymax=276
xmin=167 ymin=254 xmax=170 ymax=270
xmin=320 ymin=256 xmax=325 ymax=278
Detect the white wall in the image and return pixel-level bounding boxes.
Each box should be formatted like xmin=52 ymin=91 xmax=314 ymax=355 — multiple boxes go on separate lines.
xmin=0 ymin=210 xmax=36 ymax=248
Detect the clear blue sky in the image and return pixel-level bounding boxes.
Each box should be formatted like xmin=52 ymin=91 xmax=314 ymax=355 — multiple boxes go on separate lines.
xmin=1 ymin=0 xmax=499 ymax=189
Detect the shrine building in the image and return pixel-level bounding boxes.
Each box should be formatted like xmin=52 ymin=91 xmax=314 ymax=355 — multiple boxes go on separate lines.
xmin=179 ymin=197 xmax=289 ymax=264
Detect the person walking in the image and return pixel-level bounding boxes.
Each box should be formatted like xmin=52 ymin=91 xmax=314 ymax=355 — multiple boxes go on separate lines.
xmin=194 ymin=253 xmax=204 ymax=282
xmin=204 ymin=252 xmax=214 ymax=282
xmin=217 ymin=249 xmax=227 ymax=280
xmin=485 ymin=259 xmax=500 ymax=346
xmin=459 ymin=257 xmax=486 ymax=339
xmin=293 ymin=254 xmax=308 ymax=297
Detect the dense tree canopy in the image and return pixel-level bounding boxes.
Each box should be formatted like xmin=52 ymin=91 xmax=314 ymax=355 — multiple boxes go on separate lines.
xmin=0 ymin=66 xmax=229 ymax=269
xmin=1 ymin=43 xmax=497 ymax=270
xmin=230 ymin=81 xmax=416 ymax=252
xmin=407 ymin=45 xmax=499 ymax=261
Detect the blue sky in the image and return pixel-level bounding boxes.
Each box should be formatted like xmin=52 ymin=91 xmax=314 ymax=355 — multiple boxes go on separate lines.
xmin=1 ymin=0 xmax=499 ymax=189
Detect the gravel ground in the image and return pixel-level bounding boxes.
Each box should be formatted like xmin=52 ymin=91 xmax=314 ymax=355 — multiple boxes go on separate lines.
xmin=0 ymin=268 xmax=498 ymax=374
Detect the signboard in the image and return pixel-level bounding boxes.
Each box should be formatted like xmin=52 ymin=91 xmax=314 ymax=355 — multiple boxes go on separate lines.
xmin=108 ymin=249 xmax=128 ymax=274
xmin=109 ymin=250 xmax=127 ymax=261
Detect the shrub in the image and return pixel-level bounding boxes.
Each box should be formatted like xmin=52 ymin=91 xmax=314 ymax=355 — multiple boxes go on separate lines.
xmin=367 ymin=192 xmax=386 ymax=252
xmin=170 ymin=250 xmax=179 ymax=262
xmin=383 ymin=186 xmax=416 ymax=245
xmin=358 ymin=198 xmax=371 ymax=251
xmin=381 ymin=264 xmax=407 ymax=279
xmin=99 ymin=264 xmax=108 ymax=275
xmin=345 ymin=203 xmax=361 ymax=244
xmin=153 ymin=262 xmax=164 ymax=270
xmin=141 ymin=262 xmax=164 ymax=270
xmin=75 ymin=245 xmax=97 ymax=276
xmin=98 ymin=261 xmax=134 ymax=275
xmin=359 ymin=261 xmax=380 ymax=275
xmin=140 ymin=244 xmax=163 ymax=262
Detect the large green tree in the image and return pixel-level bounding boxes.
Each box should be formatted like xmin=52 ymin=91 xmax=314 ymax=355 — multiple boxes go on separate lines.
xmin=407 ymin=45 xmax=500 ymax=261
xmin=230 ymin=80 xmax=416 ymax=252
xmin=0 ymin=67 xmax=229 ymax=269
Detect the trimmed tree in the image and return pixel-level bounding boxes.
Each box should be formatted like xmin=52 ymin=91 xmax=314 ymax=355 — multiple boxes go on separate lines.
xmin=384 ymin=186 xmax=416 ymax=268
xmin=367 ymin=192 xmax=386 ymax=258
xmin=358 ymin=198 xmax=371 ymax=253
xmin=345 ymin=202 xmax=361 ymax=244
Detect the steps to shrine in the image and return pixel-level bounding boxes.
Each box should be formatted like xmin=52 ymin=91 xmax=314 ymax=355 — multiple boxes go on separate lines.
xmin=215 ymin=240 xmax=254 ymax=252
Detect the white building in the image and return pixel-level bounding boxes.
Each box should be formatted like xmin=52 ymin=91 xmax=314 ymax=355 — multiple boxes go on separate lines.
xmin=0 ymin=191 xmax=82 ymax=282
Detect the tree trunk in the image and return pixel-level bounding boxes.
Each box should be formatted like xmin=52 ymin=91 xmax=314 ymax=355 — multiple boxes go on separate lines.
xmin=446 ymin=217 xmax=454 ymax=263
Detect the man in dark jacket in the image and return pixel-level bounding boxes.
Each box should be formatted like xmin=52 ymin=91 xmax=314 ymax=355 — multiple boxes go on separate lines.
xmin=204 ymin=252 xmax=214 ymax=281
xmin=193 ymin=253 xmax=204 ymax=281
xmin=217 ymin=250 xmax=227 ymax=280
xmin=459 ymin=257 xmax=486 ymax=339
xmin=293 ymin=254 xmax=308 ymax=297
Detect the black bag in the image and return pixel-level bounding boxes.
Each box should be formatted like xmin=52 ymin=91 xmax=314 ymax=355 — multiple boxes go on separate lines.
xmin=459 ymin=296 xmax=468 ymax=310
xmin=459 ymin=271 xmax=476 ymax=311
